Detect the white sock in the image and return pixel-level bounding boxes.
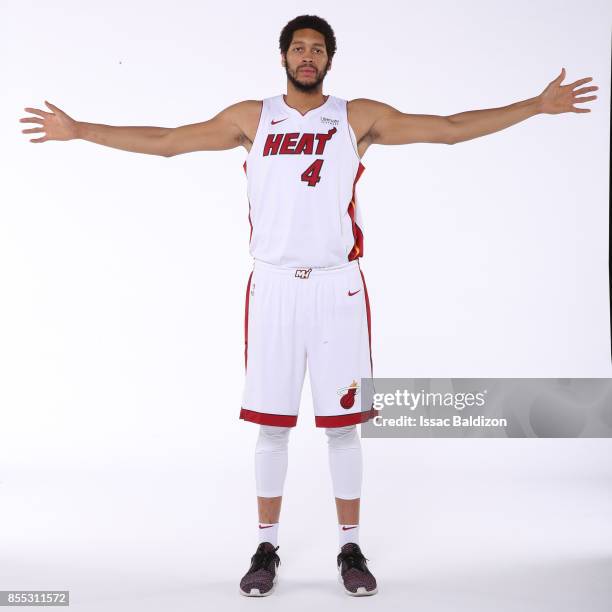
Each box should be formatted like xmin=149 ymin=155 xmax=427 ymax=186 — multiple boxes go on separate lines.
xmin=258 ymin=522 xmax=279 ymax=547
xmin=339 ymin=524 xmax=359 ymax=547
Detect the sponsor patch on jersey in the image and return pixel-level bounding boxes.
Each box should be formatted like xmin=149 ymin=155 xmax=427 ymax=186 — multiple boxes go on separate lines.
xmin=321 ymin=116 xmax=339 ymax=126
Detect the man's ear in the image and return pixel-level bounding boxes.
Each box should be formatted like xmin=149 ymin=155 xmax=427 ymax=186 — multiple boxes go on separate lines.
xmin=280 ymin=53 xmax=286 ymax=68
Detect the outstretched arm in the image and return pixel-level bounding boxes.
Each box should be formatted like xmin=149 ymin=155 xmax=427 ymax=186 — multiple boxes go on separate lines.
xmin=350 ymin=68 xmax=598 ymax=151
xmin=20 ymin=100 xmax=260 ymax=157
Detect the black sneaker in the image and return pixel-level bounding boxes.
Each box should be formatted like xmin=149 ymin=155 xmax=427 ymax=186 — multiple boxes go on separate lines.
xmin=239 ymin=542 xmax=281 ymax=597
xmin=337 ymin=542 xmax=378 ymax=596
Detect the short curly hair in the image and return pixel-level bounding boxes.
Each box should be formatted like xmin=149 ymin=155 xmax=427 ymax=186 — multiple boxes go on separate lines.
xmin=279 ymin=15 xmax=337 ymax=60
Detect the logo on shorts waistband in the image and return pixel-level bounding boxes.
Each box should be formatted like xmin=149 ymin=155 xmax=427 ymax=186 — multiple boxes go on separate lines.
xmin=295 ymin=268 xmax=312 ymax=279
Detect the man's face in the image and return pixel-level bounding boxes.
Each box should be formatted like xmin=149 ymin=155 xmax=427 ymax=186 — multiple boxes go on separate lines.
xmin=282 ymin=28 xmax=331 ymax=92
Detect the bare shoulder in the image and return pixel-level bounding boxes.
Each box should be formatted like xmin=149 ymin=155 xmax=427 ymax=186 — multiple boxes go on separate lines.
xmin=225 ymin=99 xmax=262 ymax=120
xmin=347 ymin=98 xmax=400 ymax=153
xmin=222 ymin=99 xmax=262 ymax=146
xmin=348 ymin=98 xmax=398 ymax=116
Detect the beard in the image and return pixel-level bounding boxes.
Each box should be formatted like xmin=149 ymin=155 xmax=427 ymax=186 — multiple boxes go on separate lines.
xmin=285 ymin=61 xmax=330 ymax=92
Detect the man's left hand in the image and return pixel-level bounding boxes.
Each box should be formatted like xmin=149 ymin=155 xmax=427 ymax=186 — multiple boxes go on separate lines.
xmin=538 ymin=68 xmax=598 ymax=114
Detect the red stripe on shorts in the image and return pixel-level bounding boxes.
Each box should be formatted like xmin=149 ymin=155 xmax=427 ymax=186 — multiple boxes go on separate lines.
xmin=244 ymin=271 xmax=253 ymax=369
xmin=240 ymin=408 xmax=298 ymax=427
xmin=359 ymin=267 xmax=373 ymax=375
xmin=315 ymin=407 xmax=380 ymax=428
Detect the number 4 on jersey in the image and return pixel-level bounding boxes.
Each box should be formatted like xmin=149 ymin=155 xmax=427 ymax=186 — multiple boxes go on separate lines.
xmin=301 ymin=159 xmax=324 ymax=187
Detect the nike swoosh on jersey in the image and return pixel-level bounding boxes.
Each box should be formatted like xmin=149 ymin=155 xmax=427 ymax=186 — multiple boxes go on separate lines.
xmin=348 ymin=290 xmax=361 ymax=296
xmin=271 ymin=117 xmax=288 ymax=125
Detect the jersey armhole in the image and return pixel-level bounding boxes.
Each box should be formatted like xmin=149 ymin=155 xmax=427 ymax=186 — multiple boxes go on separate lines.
xmin=344 ymin=99 xmax=362 ymax=163
xmin=245 ymin=99 xmax=266 ymax=169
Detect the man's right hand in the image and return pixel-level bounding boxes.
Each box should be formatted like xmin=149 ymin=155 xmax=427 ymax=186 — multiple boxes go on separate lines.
xmin=20 ymin=101 xmax=78 ymax=143
xmin=18 ymin=99 xmax=260 ymax=157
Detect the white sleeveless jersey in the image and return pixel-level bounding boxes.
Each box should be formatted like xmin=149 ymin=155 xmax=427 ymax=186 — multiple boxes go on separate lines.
xmin=243 ymin=94 xmax=366 ymax=268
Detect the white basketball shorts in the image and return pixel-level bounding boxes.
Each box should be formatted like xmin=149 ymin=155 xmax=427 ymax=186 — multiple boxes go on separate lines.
xmin=239 ymin=259 xmax=380 ymax=428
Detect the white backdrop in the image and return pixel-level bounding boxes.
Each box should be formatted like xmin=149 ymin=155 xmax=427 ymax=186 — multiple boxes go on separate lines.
xmin=1 ymin=1 xmax=611 ymax=610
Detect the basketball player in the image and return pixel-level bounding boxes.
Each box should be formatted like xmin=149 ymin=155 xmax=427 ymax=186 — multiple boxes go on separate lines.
xmin=20 ymin=14 xmax=597 ymax=598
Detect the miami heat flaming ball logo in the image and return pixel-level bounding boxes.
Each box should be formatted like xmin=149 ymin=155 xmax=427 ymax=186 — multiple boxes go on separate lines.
xmin=338 ymin=380 xmax=360 ymax=409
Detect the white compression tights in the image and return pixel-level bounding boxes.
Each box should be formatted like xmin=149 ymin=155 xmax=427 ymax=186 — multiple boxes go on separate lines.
xmin=254 ymin=425 xmax=291 ymax=498
xmin=254 ymin=424 xmax=362 ymax=500
xmin=325 ymin=425 xmax=363 ymax=500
